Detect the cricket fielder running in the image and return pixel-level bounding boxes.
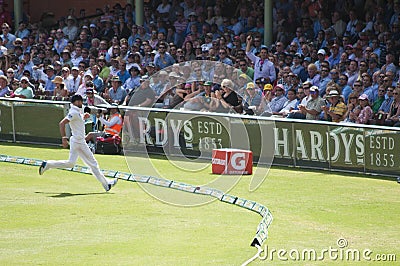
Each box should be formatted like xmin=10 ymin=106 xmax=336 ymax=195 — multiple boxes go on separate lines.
xmin=39 ymin=94 xmax=118 ymax=192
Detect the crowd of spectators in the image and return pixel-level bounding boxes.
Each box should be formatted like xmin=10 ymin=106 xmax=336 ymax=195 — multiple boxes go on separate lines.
xmin=0 ymin=0 xmax=400 ymax=126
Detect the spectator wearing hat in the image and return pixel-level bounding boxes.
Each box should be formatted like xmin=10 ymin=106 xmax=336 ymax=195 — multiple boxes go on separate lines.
xmin=321 ymin=89 xmax=347 ymax=122
xmin=201 ymin=33 xmax=214 ymax=51
xmin=270 ymin=84 xmax=288 ymax=114
xmin=295 ymin=86 xmax=326 ymax=120
xmin=104 ymin=75 xmax=127 ymax=104
xmin=21 ymin=69 xmax=34 ymax=84
xmin=5 ymin=68 xmax=16 ymax=85
xmin=61 ymin=66 xmax=70 ymax=80
xmin=65 ymin=66 xmax=82 ymax=95
xmin=85 ymin=102 xmax=123 ymax=146
xmin=328 ymin=44 xmax=341 ymax=68
xmin=125 ymin=52 xmax=140 ymax=71
xmin=52 ymin=76 xmax=68 ymax=98
xmin=245 ymin=35 xmax=276 ymax=83
xmin=254 ymin=77 xmax=268 ymax=91
xmin=183 ymin=81 xmax=214 ymax=111
xmin=63 ymin=16 xmax=78 ymax=41
xmin=13 ymin=37 xmax=23 ymax=48
xmin=85 ymin=85 xmax=108 ymax=108
xmin=51 ymin=60 xmax=62 ymax=76
xmin=237 ymin=73 xmax=251 ymax=94
xmin=89 ymin=23 xmax=101 ymax=41
xmin=60 ymin=49 xmax=73 ymax=68
xmin=185 ymin=11 xmax=200 ymax=36
xmin=354 ymin=93 xmax=373 ymax=124
xmin=102 ymin=22 xmax=117 ymax=43
xmin=7 ymin=78 xmax=19 ymax=97
xmin=0 ymin=75 xmax=11 ymax=97
xmin=315 ymin=49 xmax=326 ymax=70
xmin=76 ymin=72 xmax=94 ymax=96
xmin=96 ymin=56 xmax=110 ymax=82
xmin=124 ymin=66 xmax=141 ymax=92
xmin=243 ymin=82 xmax=262 ymax=115
xmin=258 ymin=83 xmax=273 ymax=115
xmin=13 ymin=77 xmax=35 ymax=99
xmin=291 ymin=53 xmax=304 ymax=77
xmin=43 ymin=65 xmax=56 ymax=94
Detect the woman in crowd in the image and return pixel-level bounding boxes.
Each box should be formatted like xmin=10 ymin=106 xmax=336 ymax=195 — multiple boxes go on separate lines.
xmin=52 ymin=76 xmax=68 ymax=98
xmin=355 ymin=94 xmax=373 ymax=124
xmin=183 ymin=41 xmax=196 ymax=61
xmin=384 ymin=87 xmax=400 ymax=126
xmin=343 ymin=92 xmax=360 ymax=123
xmin=214 ymin=78 xmax=241 ymax=113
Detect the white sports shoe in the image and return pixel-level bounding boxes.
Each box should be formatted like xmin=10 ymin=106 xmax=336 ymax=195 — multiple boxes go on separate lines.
xmin=105 ymin=178 xmax=118 ymax=192
xmin=39 ymin=161 xmax=47 ymax=175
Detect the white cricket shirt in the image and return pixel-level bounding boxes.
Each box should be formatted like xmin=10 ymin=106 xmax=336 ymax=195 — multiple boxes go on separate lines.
xmin=66 ymin=104 xmax=86 ymax=142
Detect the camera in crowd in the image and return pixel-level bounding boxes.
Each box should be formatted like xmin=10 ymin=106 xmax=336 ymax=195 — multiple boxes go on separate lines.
xmin=84 ymin=105 xmax=109 ymax=115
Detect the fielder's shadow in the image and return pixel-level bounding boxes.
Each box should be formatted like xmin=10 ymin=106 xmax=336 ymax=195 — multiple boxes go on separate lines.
xmin=35 ymin=191 xmax=111 ymax=198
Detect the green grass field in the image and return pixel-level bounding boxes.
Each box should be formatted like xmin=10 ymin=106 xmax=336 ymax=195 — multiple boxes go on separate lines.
xmin=0 ymin=143 xmax=399 ymax=265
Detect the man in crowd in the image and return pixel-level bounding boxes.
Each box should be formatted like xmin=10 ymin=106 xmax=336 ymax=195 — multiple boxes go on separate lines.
xmin=245 ymin=35 xmax=276 ymax=83
xmin=103 ymin=75 xmax=127 ymax=104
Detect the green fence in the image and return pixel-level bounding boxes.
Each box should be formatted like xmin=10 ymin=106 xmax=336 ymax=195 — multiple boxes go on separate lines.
xmin=1 ymin=99 xmax=399 ymax=178
xmin=0 ymin=99 xmax=68 ymax=144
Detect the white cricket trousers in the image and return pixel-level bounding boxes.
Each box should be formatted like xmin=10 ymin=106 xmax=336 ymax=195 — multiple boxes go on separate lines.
xmin=45 ymin=137 xmax=109 ymax=189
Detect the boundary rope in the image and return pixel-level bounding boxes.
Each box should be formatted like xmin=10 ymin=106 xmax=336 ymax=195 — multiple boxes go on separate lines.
xmin=1 ymin=154 xmax=273 ymax=263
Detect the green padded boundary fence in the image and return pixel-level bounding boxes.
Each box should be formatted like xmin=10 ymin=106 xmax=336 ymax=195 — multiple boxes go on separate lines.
xmin=0 ymin=154 xmax=273 ymax=248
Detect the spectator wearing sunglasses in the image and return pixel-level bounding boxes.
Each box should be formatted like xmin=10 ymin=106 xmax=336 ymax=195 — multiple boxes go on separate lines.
xmin=13 ymin=76 xmax=34 ymax=99
xmin=154 ymin=42 xmax=175 ymax=69
xmin=245 ymin=35 xmax=276 ymax=83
